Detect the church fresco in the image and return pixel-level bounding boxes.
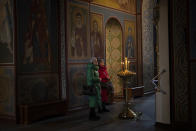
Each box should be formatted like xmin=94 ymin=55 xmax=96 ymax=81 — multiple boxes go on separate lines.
xmin=0 ymin=0 xmax=14 ymax=64
xmin=91 ymin=0 xmax=136 ymax=14
xmin=90 ymin=13 xmax=104 ymax=58
xmin=18 ymin=74 xmax=59 ymax=104
xmin=68 ymin=64 xmax=88 ymax=108
xmin=124 ymin=20 xmax=136 ymax=58
xmin=0 ymin=67 xmax=15 ymax=116
xmin=68 ymin=2 xmax=91 ymax=62
xmin=17 ymin=0 xmax=58 ymax=72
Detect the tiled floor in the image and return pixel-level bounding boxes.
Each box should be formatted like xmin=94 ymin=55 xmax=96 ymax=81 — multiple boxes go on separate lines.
xmin=0 ymin=94 xmax=171 ymax=131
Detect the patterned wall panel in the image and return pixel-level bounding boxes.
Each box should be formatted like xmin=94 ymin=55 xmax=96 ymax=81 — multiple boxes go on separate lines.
xmin=18 ymin=74 xmax=59 ymax=105
xmin=106 ymin=18 xmax=123 ymax=96
xmin=0 ymin=67 xmax=15 ymax=116
xmin=68 ymin=64 xmax=88 ymax=108
xmin=142 ymin=0 xmax=154 ymax=92
xmin=172 ymin=0 xmax=189 ymax=122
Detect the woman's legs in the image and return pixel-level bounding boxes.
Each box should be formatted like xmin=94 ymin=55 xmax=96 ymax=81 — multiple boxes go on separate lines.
xmin=89 ymin=96 xmax=100 ymax=121
xmin=106 ymin=81 xmax=114 ymax=104
xmin=101 ymin=88 xmax=110 ymax=112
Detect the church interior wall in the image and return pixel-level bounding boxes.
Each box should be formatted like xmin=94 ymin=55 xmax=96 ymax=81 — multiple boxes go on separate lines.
xmin=66 ymin=0 xmax=141 ymax=110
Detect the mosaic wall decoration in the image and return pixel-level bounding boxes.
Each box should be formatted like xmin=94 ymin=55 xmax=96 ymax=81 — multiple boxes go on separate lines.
xmin=18 ymin=74 xmax=59 ymax=105
xmin=91 ymin=0 xmax=136 ymax=14
xmin=0 ymin=67 xmax=15 ymax=116
xmin=0 ymin=0 xmax=14 ymax=64
xmin=17 ymin=0 xmax=58 ymax=73
xmin=124 ymin=20 xmax=136 ymax=58
xmin=90 ymin=12 xmax=104 ymax=58
xmin=68 ymin=64 xmax=88 ymax=108
xmin=68 ymin=2 xmax=91 ymax=62
xmin=142 ymin=0 xmax=154 ymax=92
xmin=106 ymin=18 xmax=123 ymax=96
xmin=60 ymin=0 xmax=67 ymax=99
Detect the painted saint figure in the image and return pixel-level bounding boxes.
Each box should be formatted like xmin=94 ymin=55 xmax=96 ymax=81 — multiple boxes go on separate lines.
xmin=125 ymin=27 xmax=134 ymax=58
xmin=0 ymin=0 xmax=13 ymax=63
xmin=91 ymin=20 xmax=103 ymax=58
xmin=71 ymin=12 xmax=87 ymax=57
xmin=23 ymin=0 xmax=51 ymax=64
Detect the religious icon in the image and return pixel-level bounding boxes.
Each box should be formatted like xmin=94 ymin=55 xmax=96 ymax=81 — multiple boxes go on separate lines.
xmin=91 ymin=13 xmax=104 ymax=58
xmin=69 ymin=3 xmax=90 ymax=61
xmin=125 ymin=27 xmax=134 ymax=58
xmin=124 ymin=20 xmax=136 ymax=59
xmin=71 ymin=12 xmax=87 ymax=57
xmin=23 ymin=0 xmax=52 ymax=65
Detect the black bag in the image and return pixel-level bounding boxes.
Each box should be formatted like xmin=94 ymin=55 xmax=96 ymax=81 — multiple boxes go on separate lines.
xmin=100 ymin=81 xmax=113 ymax=91
xmin=82 ymin=85 xmax=97 ymax=96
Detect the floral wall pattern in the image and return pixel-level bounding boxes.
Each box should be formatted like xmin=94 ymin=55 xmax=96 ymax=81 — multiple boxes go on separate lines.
xmin=106 ymin=18 xmax=122 ymax=96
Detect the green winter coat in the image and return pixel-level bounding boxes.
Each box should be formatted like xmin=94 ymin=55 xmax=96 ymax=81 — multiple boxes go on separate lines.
xmin=87 ymin=63 xmax=102 ymax=108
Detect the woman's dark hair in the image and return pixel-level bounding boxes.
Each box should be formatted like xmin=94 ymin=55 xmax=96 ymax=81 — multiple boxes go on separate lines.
xmin=97 ymin=58 xmax=104 ymax=65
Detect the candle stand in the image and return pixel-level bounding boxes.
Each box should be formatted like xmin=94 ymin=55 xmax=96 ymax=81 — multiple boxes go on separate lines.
xmin=117 ymin=66 xmax=142 ymax=120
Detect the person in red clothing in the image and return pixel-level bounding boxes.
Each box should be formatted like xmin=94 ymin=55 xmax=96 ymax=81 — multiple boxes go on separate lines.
xmin=98 ymin=58 xmax=114 ymax=112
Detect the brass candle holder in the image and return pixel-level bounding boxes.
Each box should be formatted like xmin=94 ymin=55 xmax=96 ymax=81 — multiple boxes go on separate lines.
xmin=117 ymin=57 xmax=142 ymax=120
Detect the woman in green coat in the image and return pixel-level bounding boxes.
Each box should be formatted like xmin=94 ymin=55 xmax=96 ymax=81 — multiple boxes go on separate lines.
xmin=87 ymin=57 xmax=102 ymax=121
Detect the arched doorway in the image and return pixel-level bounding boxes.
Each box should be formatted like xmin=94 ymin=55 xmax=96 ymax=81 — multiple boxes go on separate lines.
xmin=105 ymin=18 xmax=123 ymax=97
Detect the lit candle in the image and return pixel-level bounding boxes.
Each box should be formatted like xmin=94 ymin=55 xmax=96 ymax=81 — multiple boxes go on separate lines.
xmin=123 ymin=62 xmax=125 ymax=71
xmin=125 ymin=57 xmax=128 ymax=70
xmin=121 ymin=61 xmax=123 ymax=70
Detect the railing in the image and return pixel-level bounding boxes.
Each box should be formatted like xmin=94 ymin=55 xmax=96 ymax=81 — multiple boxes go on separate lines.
xmin=151 ymin=69 xmax=167 ymax=94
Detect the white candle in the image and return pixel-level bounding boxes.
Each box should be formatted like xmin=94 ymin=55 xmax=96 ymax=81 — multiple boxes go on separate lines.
xmin=125 ymin=57 xmax=128 ymax=70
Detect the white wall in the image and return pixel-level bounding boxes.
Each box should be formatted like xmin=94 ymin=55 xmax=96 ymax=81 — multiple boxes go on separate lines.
xmin=155 ymin=0 xmax=171 ymax=124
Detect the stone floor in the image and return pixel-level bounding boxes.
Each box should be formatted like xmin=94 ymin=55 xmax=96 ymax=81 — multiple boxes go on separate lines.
xmin=0 ymin=94 xmax=171 ymax=131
